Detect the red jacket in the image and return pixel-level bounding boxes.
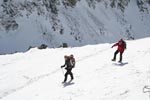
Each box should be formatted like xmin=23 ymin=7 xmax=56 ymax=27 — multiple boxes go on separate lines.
xmin=112 ymin=40 xmax=124 ymax=53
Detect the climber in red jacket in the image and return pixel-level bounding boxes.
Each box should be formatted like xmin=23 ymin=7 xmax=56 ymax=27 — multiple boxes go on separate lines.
xmin=111 ymin=39 xmax=126 ymax=63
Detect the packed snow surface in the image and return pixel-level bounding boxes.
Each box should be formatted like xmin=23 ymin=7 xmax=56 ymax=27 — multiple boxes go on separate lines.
xmin=0 ymin=38 xmax=150 ymax=100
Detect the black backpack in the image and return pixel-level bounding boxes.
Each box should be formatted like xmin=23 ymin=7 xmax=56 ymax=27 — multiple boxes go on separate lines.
xmin=121 ymin=40 xmax=126 ymax=49
xmin=70 ymin=58 xmax=75 ymax=68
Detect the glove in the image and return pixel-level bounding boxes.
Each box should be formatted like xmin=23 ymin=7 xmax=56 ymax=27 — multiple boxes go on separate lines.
xmin=111 ymin=46 xmax=113 ymax=48
xmin=61 ymin=66 xmax=63 ymax=68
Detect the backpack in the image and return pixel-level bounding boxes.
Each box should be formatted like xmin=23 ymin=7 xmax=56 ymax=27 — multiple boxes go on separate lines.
xmin=64 ymin=59 xmax=73 ymax=70
xmin=70 ymin=57 xmax=75 ymax=68
xmin=121 ymin=40 xmax=126 ymax=49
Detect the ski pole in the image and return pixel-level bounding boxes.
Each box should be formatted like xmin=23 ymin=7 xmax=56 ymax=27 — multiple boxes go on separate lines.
xmin=61 ymin=68 xmax=65 ymax=75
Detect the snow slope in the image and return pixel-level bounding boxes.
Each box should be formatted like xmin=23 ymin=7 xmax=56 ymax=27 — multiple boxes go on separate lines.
xmin=0 ymin=38 xmax=150 ymax=100
xmin=0 ymin=0 xmax=150 ymax=54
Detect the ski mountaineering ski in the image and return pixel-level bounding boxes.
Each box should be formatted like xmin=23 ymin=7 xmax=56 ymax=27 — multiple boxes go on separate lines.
xmin=62 ymin=79 xmax=73 ymax=84
xmin=111 ymin=60 xmax=128 ymax=66
xmin=62 ymin=79 xmax=75 ymax=87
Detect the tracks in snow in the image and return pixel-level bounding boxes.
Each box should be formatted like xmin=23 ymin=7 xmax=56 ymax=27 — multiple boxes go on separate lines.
xmin=0 ymin=46 xmax=110 ymax=99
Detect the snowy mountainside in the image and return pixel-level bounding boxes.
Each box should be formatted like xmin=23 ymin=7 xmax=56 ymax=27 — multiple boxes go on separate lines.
xmin=0 ymin=38 xmax=150 ymax=100
xmin=0 ymin=0 xmax=150 ymax=54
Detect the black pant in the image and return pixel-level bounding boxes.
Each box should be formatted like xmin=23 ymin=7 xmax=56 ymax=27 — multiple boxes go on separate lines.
xmin=113 ymin=50 xmax=124 ymax=62
xmin=64 ymin=69 xmax=74 ymax=82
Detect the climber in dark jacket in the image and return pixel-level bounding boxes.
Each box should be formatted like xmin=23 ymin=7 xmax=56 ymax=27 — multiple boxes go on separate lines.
xmin=61 ymin=55 xmax=74 ymax=83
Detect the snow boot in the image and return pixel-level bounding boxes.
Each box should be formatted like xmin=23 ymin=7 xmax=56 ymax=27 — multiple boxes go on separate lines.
xmin=112 ymin=59 xmax=116 ymax=61
xmin=118 ymin=61 xmax=122 ymax=63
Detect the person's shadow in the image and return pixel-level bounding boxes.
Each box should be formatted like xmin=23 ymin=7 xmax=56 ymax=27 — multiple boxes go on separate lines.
xmin=113 ymin=62 xmax=128 ymax=66
xmin=63 ymin=82 xmax=75 ymax=87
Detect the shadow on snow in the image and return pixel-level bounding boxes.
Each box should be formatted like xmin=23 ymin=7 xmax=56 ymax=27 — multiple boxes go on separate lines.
xmin=63 ymin=82 xmax=75 ymax=87
xmin=112 ymin=62 xmax=128 ymax=66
